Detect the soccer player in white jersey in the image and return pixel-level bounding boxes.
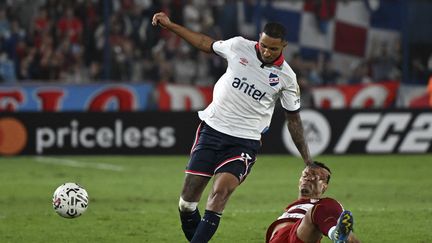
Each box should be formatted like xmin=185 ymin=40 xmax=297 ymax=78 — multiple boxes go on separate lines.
xmin=266 ymin=162 xmax=361 ymax=243
xmin=152 ymin=12 xmax=313 ymax=242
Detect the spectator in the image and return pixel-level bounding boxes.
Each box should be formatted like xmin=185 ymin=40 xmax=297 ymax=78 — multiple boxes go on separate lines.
xmin=0 ymin=8 xmax=10 ymax=38
xmin=320 ymin=59 xmax=340 ymax=85
xmin=411 ymin=57 xmax=428 ymax=84
xmin=31 ymin=6 xmax=51 ymax=49
xmin=0 ymin=52 xmax=16 ymax=83
xmin=183 ymin=0 xmax=201 ymax=33
xmin=37 ymin=33 xmax=60 ymax=80
xmin=370 ymin=41 xmax=401 ymax=81
xmin=216 ymin=0 xmax=238 ymax=39
xmin=195 ymin=52 xmax=214 ymax=86
xmin=348 ymin=61 xmax=372 ymax=84
xmin=57 ymin=6 xmax=83 ymax=44
xmin=3 ymin=19 xmax=25 ymax=77
xmin=172 ymin=43 xmax=197 ymax=84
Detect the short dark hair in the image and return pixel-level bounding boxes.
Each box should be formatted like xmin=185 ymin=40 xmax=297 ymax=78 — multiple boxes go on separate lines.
xmin=312 ymin=161 xmax=331 ymax=184
xmin=263 ymin=22 xmax=287 ymax=41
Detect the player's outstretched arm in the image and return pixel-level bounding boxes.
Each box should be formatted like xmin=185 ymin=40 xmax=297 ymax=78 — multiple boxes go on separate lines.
xmin=152 ymin=12 xmax=215 ymax=53
xmin=284 ymin=111 xmax=313 ymax=165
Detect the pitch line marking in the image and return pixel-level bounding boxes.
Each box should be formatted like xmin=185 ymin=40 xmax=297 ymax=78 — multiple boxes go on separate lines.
xmin=34 ymin=156 xmax=124 ymax=172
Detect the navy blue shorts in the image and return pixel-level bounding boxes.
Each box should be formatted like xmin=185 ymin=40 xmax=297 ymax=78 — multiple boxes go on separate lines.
xmin=186 ymin=122 xmax=261 ymax=182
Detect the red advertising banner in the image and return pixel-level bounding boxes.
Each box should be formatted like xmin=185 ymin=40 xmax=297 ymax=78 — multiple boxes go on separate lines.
xmin=157 ymin=81 xmax=401 ymax=111
xmin=0 ymin=83 xmax=154 ymax=112
xmin=0 ymin=81 xmax=411 ymax=112
xmin=311 ymin=80 xmax=400 ymax=109
xmin=157 ymin=83 xmax=213 ymax=111
xmin=396 ymin=84 xmax=430 ymax=108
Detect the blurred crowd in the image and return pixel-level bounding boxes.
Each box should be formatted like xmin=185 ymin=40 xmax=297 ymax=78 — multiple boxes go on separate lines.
xmin=0 ymin=0 xmax=419 ymax=87
xmin=0 ymin=0 xmax=230 ymax=85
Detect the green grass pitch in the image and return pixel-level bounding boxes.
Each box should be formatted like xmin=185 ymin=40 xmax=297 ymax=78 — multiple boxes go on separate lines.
xmin=1 ymin=154 xmax=431 ymax=243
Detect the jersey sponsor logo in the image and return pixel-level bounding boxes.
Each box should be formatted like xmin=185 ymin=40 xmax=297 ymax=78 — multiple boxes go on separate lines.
xmin=268 ymin=73 xmax=279 ymax=86
xmin=232 ymin=77 xmax=266 ymax=101
xmin=278 ymin=212 xmax=304 ymax=220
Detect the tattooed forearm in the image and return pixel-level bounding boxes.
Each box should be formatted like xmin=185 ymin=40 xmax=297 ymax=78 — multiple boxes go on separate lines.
xmin=285 ymin=112 xmax=312 ymax=164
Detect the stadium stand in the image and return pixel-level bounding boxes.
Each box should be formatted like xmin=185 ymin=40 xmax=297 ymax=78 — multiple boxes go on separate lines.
xmin=0 ymin=0 xmax=430 ymax=91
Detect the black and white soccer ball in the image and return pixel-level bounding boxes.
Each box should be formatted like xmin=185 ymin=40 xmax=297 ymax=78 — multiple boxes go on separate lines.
xmin=52 ymin=182 xmax=89 ymax=218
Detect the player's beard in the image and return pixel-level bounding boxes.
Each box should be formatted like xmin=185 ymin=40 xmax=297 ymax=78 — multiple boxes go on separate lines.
xmin=300 ymin=188 xmax=310 ymax=196
xmin=261 ymin=56 xmax=274 ymax=64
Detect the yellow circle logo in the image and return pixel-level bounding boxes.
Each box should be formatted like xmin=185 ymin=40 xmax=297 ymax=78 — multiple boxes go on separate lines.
xmin=0 ymin=117 xmax=27 ymax=155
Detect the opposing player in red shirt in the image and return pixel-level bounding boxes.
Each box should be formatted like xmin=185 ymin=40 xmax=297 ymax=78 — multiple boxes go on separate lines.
xmin=266 ymin=162 xmax=361 ymax=243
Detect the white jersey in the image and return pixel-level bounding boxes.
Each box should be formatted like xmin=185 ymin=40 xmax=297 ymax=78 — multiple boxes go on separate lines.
xmin=198 ymin=36 xmax=300 ymax=140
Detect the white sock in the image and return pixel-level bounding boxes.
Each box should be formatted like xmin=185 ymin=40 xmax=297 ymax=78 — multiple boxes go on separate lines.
xmin=328 ymin=226 xmax=337 ymax=241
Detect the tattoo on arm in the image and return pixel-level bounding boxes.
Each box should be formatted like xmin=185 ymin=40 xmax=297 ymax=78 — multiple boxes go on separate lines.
xmin=286 ymin=112 xmax=312 ymax=163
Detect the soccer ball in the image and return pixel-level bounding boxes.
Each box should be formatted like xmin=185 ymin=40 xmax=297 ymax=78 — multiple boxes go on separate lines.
xmin=52 ymin=182 xmax=89 ymax=218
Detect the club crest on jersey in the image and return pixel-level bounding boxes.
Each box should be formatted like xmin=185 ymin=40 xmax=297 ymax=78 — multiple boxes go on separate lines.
xmin=269 ymin=73 xmax=279 ymax=86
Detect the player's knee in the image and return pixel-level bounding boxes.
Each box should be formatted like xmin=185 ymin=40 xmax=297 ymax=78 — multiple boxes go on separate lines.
xmin=179 ymin=197 xmax=198 ymax=212
xmin=311 ymin=198 xmax=343 ymax=234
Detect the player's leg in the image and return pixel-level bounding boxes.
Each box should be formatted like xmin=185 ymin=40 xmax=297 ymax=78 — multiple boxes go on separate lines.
xmin=296 ymin=206 xmax=328 ymax=242
xmin=206 ymin=172 xmax=240 ymax=212
xmin=330 ymin=210 xmax=355 ymax=243
xmin=190 ymin=150 xmax=256 ymax=243
xmin=296 ymin=198 xmax=354 ymax=243
xmin=179 ymin=174 xmax=211 ymax=241
xmin=267 ymin=220 xmax=302 ymax=243
xmin=179 ymin=122 xmax=217 ymax=241
xmin=187 ymin=123 xmax=260 ymax=242
xmin=190 ymin=172 xmax=240 ymax=243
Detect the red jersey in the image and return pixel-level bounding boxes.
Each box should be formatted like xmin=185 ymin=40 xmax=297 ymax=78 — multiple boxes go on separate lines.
xmin=279 ymin=197 xmax=342 ymax=223
xmin=266 ymin=197 xmax=343 ymax=243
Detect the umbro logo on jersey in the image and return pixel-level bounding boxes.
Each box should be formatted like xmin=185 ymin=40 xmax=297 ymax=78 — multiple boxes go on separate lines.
xmin=269 ymin=73 xmax=279 ymax=86
xmin=232 ymin=77 xmax=266 ymax=101
xmin=239 ymin=57 xmax=248 ymax=66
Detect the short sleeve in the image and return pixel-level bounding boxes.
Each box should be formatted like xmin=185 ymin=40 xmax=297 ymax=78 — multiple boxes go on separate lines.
xmin=212 ymin=36 xmax=243 ymax=59
xmin=280 ymin=77 xmax=301 ymax=111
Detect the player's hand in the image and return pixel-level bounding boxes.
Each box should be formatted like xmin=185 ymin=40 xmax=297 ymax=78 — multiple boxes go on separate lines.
xmin=305 ymin=160 xmax=315 ymax=167
xmin=152 ymin=12 xmax=171 ymax=29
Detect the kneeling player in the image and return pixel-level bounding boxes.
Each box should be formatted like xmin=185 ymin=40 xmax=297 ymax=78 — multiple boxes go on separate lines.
xmin=266 ymin=162 xmax=361 ymax=243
